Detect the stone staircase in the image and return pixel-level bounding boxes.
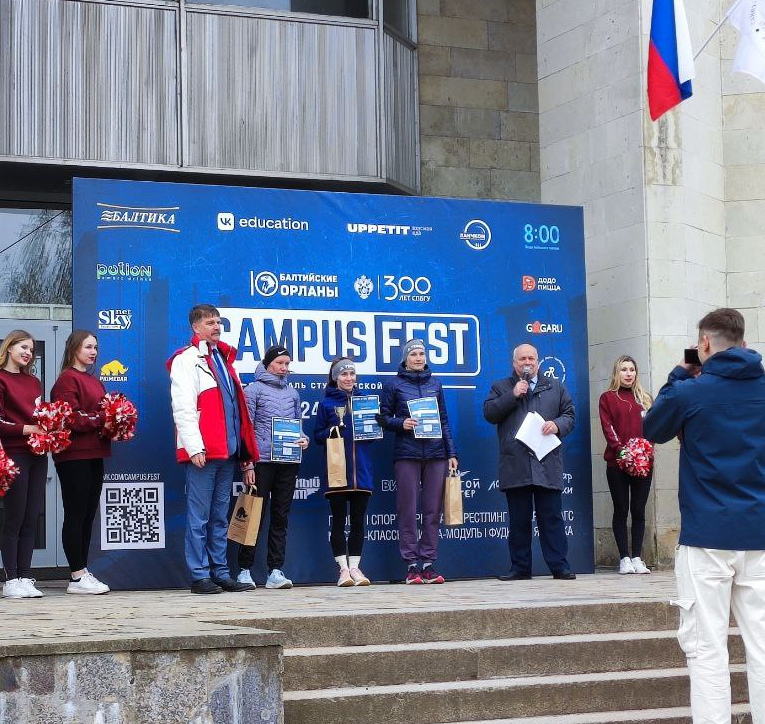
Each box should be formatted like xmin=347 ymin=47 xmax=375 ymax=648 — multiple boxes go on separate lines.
xmin=277 ymin=600 xmax=751 ymax=724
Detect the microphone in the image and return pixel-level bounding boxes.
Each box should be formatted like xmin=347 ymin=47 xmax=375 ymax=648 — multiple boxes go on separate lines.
xmin=522 ymin=366 xmax=532 ymax=398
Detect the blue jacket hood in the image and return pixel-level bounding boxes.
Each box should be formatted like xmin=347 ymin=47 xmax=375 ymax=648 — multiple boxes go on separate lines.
xmin=702 ymin=347 xmax=763 ymax=380
xmin=323 ymin=384 xmax=353 ymax=404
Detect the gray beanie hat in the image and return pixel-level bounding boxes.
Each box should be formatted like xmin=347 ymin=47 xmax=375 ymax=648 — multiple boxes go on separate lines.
xmin=401 ymin=339 xmax=426 ymax=364
xmin=331 ymin=358 xmax=356 ymax=381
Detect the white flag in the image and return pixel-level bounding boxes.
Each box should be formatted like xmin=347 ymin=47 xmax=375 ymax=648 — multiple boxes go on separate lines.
xmin=731 ymin=0 xmax=765 ymax=83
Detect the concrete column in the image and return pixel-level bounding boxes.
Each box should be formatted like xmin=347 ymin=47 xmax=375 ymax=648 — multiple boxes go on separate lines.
xmin=417 ymin=0 xmax=540 ymax=201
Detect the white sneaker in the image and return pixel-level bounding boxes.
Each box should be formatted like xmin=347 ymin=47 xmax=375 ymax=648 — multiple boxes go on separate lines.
xmin=3 ymin=578 xmax=28 ymax=598
xmin=349 ymin=567 xmax=371 ymax=586
xmin=337 ymin=568 xmax=354 ymax=587
xmin=67 ymin=572 xmax=110 ymax=595
xmin=631 ymin=557 xmax=651 ymax=574
xmin=19 ymin=578 xmax=44 ymax=598
xmin=619 ymin=557 xmax=636 ymax=574
xmin=237 ymin=570 xmax=256 ymax=588
xmin=265 ymin=569 xmax=293 ymax=589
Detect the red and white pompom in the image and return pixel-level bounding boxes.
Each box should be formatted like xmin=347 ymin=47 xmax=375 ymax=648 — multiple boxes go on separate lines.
xmin=0 ymin=448 xmax=20 ymax=497
xmin=28 ymin=400 xmax=74 ymax=455
xmin=617 ymin=437 xmax=654 ymax=478
xmin=100 ymin=392 xmax=138 ymax=441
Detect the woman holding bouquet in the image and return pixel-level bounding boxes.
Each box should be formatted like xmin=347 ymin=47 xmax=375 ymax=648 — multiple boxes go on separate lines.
xmin=51 ymin=330 xmax=111 ymax=594
xmin=599 ymin=355 xmax=653 ymax=575
xmin=0 ymin=330 xmax=45 ymax=599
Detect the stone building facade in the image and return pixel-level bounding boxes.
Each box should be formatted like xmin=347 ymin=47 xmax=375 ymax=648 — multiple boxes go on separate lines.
xmin=418 ymin=0 xmax=765 ymax=566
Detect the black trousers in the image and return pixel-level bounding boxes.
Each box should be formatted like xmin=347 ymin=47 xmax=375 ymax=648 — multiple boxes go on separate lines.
xmin=505 ymin=485 xmax=569 ymax=575
xmin=606 ymin=466 xmax=653 ymax=559
xmin=55 ymin=458 xmax=105 ymax=573
xmin=238 ymin=462 xmax=298 ymax=571
xmin=1 ymin=451 xmax=47 ymax=580
xmin=328 ymin=492 xmax=370 ymax=558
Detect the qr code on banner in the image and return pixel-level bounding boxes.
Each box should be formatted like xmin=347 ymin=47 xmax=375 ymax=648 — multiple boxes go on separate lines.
xmin=100 ymin=482 xmax=165 ymax=550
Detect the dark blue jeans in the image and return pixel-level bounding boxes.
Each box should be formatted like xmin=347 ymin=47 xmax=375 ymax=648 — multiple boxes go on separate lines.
xmin=185 ymin=457 xmax=236 ymax=582
xmin=505 ymin=485 xmax=569 ymax=575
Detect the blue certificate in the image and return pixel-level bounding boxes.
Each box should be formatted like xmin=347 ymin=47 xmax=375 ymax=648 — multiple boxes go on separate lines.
xmin=351 ymin=395 xmax=383 ymax=441
xmin=407 ymin=397 xmax=443 ymax=439
xmin=271 ymin=418 xmax=303 ymax=463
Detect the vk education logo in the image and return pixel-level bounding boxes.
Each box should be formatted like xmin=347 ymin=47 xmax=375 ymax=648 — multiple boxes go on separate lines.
xmin=217 ymin=212 xmax=235 ymax=231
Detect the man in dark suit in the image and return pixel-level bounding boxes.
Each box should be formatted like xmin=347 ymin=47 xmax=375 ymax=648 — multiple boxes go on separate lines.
xmin=483 ymin=343 xmax=576 ymax=580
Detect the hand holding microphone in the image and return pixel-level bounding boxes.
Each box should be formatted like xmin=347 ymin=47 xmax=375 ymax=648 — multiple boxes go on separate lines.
xmin=513 ymin=365 xmax=532 ymax=398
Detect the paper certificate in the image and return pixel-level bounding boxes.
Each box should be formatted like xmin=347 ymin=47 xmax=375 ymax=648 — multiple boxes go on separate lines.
xmin=514 ymin=411 xmax=561 ymax=461
xmin=351 ymin=395 xmax=384 ymax=441
xmin=271 ymin=418 xmax=303 ymax=463
xmin=407 ymin=397 xmax=443 ymax=439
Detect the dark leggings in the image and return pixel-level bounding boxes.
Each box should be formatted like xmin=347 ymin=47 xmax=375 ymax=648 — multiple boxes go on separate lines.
xmin=328 ymin=492 xmax=370 ymax=558
xmin=55 ymin=458 xmax=105 ymax=572
xmin=1 ymin=452 xmax=47 ymax=580
xmin=606 ymin=466 xmax=653 ymax=559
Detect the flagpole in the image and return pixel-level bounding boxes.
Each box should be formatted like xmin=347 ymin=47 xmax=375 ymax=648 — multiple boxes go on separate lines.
xmin=693 ymin=0 xmax=745 ymax=59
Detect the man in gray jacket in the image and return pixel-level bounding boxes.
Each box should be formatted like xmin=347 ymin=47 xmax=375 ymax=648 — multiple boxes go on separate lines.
xmin=483 ymin=343 xmax=576 ymax=580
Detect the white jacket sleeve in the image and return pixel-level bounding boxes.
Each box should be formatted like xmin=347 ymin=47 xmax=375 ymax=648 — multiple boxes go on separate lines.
xmin=170 ymin=350 xmax=205 ymax=457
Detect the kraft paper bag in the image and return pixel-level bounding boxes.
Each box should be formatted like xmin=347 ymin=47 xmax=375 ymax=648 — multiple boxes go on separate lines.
xmin=227 ymin=487 xmax=263 ymax=546
xmin=327 ymin=426 xmax=347 ymax=488
xmin=443 ymin=472 xmax=463 ymax=526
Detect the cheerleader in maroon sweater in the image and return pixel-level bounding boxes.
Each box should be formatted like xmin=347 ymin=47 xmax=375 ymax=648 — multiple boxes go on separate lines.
xmin=0 ymin=330 xmax=45 ymax=599
xmin=599 ymin=356 xmax=653 ymax=575
xmin=51 ymin=330 xmax=112 ymax=595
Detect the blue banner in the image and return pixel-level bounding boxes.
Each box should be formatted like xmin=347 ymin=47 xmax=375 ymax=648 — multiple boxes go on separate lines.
xmin=73 ymin=178 xmax=591 ymax=588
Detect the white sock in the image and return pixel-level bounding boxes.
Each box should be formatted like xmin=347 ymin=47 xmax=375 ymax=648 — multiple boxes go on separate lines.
xmin=348 ymin=556 xmax=361 ymax=570
xmin=335 ymin=555 xmax=349 ymax=570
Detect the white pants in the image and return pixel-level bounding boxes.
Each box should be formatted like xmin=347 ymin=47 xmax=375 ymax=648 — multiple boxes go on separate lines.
xmin=673 ymin=545 xmax=765 ymax=724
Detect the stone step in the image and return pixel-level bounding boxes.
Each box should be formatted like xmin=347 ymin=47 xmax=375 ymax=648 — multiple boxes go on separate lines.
xmin=426 ymin=704 xmax=751 ymax=724
xmin=234 ymin=600 xmax=677 ymax=648
xmin=284 ymin=629 xmax=744 ymax=690
xmin=283 ymin=666 xmax=750 ymax=724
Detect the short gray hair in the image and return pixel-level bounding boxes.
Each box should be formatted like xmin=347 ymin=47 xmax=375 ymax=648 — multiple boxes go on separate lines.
xmin=512 ymin=344 xmax=538 ymax=361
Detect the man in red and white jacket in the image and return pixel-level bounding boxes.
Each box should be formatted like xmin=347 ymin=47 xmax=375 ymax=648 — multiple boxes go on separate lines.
xmin=168 ymin=304 xmax=258 ymax=594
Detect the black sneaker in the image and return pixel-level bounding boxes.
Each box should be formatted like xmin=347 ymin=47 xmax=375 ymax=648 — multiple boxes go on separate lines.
xmin=191 ymin=577 xmax=223 ymax=594
xmin=212 ymin=577 xmax=255 ymax=592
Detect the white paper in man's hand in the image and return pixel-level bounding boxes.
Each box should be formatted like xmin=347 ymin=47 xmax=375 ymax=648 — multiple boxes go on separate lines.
xmin=515 ymin=411 xmax=561 ymax=460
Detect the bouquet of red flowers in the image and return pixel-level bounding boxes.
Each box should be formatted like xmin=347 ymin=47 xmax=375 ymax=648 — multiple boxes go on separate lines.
xmin=617 ymin=437 xmax=654 ymax=478
xmin=0 ymin=447 xmax=20 ymax=497
xmin=100 ymin=392 xmax=138 ymax=441
xmin=28 ymin=400 xmax=73 ymax=455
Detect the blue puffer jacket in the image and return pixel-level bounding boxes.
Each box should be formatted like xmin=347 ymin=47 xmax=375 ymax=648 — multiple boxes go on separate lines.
xmin=643 ymin=347 xmax=765 ymax=551
xmin=314 ymin=385 xmax=374 ymax=496
xmin=379 ymin=364 xmax=458 ymax=461
xmin=244 ymin=363 xmax=303 ymax=462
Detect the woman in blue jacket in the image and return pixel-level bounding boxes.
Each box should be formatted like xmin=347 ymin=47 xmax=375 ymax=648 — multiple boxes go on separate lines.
xmin=314 ymin=358 xmax=374 ymax=587
xmin=379 ymin=339 xmax=458 ymax=584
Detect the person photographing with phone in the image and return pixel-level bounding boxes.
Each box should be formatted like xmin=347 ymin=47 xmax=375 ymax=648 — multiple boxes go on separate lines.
xmin=644 ymin=308 xmax=765 ymax=724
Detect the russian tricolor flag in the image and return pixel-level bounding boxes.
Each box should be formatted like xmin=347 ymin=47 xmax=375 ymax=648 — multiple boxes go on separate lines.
xmin=648 ymin=0 xmax=695 ymax=120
